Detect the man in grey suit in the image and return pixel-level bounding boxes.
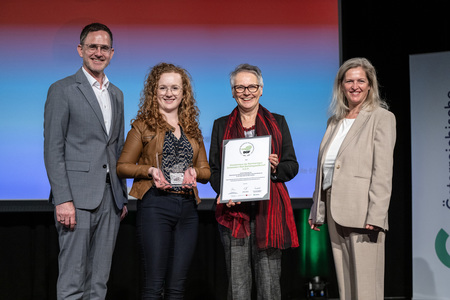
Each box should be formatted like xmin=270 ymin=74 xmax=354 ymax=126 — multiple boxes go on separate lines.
xmin=44 ymin=23 xmax=128 ymax=300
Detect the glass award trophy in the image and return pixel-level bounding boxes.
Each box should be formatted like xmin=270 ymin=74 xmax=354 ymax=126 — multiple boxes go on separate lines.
xmin=156 ymin=153 xmax=187 ymax=187
xmin=168 ymin=162 xmax=185 ymax=186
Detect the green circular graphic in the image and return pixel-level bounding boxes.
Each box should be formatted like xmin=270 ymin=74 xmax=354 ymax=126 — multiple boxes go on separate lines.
xmin=435 ymin=229 xmax=450 ymax=268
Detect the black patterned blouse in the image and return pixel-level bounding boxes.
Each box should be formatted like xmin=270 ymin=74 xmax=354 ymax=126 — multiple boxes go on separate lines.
xmin=161 ymin=128 xmax=194 ymax=191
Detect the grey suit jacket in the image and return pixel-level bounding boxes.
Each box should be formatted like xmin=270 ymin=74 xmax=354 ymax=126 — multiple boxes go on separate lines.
xmin=44 ymin=68 xmax=127 ymax=210
xmin=310 ymin=106 xmax=396 ymax=230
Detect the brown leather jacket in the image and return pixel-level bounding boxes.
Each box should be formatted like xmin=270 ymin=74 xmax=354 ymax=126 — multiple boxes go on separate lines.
xmin=117 ymin=120 xmax=210 ymax=203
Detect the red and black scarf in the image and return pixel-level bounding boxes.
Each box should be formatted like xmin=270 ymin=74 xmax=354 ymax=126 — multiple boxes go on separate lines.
xmin=215 ymin=105 xmax=299 ymax=250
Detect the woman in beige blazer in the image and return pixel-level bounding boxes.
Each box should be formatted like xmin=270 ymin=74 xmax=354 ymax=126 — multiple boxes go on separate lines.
xmin=309 ymin=58 xmax=396 ymax=300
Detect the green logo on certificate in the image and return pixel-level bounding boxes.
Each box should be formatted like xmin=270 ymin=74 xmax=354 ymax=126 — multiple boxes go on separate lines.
xmin=240 ymin=142 xmax=254 ymax=156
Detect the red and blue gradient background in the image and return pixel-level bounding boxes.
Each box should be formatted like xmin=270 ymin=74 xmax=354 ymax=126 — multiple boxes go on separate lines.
xmin=0 ymin=0 xmax=338 ymax=199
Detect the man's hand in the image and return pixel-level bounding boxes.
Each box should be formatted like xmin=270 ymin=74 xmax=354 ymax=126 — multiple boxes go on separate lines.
xmin=120 ymin=205 xmax=128 ymax=221
xmin=56 ymin=201 xmax=76 ymax=230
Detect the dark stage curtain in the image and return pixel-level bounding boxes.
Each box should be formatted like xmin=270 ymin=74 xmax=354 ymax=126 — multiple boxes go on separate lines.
xmin=0 ymin=206 xmax=335 ymax=300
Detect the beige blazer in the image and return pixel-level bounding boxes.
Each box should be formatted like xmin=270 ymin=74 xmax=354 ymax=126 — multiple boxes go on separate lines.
xmin=310 ymin=106 xmax=396 ymax=230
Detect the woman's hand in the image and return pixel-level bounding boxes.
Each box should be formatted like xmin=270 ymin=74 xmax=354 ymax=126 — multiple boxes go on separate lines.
xmin=216 ymin=194 xmax=241 ymax=207
xmin=149 ymin=167 xmax=171 ymax=189
xmin=309 ymin=219 xmax=321 ymax=231
xmin=182 ymin=167 xmax=197 ymax=188
xmin=365 ymin=224 xmax=382 ymax=231
xmin=269 ymin=154 xmax=279 ymax=173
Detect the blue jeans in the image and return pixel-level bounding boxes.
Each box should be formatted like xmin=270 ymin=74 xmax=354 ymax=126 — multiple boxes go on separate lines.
xmin=137 ymin=187 xmax=199 ymax=300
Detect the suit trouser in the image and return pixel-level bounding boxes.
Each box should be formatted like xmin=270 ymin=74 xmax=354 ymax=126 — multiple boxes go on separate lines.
xmin=326 ymin=189 xmax=385 ymax=300
xmin=137 ymin=187 xmax=199 ymax=300
xmin=220 ymin=219 xmax=282 ymax=300
xmin=55 ymin=183 xmax=120 ymax=300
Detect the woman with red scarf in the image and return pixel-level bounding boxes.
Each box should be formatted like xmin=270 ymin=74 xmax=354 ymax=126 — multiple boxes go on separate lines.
xmin=209 ymin=64 xmax=299 ymax=300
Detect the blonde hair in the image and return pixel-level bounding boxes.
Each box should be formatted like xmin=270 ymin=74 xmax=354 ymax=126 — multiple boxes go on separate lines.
xmin=329 ymin=57 xmax=388 ymax=120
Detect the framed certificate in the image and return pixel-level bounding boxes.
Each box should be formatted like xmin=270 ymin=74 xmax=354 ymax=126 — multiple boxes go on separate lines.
xmin=220 ymin=135 xmax=271 ymax=202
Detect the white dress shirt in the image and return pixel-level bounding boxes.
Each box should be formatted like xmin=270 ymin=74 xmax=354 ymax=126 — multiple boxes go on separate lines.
xmin=82 ymin=67 xmax=112 ymax=136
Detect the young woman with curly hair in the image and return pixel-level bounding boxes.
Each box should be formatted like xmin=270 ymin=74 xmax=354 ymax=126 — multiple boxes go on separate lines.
xmin=117 ymin=62 xmax=210 ymax=299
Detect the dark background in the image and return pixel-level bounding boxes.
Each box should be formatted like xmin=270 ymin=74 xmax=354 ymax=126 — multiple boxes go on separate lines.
xmin=1 ymin=1 xmax=450 ymax=299
xmin=340 ymin=0 xmax=450 ymax=299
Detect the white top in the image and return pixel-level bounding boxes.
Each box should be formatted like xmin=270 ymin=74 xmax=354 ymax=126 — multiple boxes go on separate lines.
xmin=322 ymin=118 xmax=355 ymax=190
xmin=82 ymin=67 xmax=112 ymax=136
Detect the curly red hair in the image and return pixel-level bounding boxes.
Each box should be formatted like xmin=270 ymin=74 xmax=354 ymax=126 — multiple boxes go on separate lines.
xmin=134 ymin=63 xmax=203 ymax=142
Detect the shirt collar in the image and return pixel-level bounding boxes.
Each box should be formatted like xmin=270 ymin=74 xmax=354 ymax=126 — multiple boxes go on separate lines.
xmin=81 ymin=67 xmax=110 ymax=89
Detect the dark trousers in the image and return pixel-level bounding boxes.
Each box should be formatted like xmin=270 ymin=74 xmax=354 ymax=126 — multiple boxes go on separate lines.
xmin=137 ymin=188 xmax=199 ymax=300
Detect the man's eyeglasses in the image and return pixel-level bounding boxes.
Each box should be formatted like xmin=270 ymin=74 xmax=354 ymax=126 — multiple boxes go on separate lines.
xmin=233 ymin=85 xmax=260 ymax=93
xmin=82 ymin=44 xmax=112 ymax=54
xmin=158 ymin=86 xmax=182 ymax=96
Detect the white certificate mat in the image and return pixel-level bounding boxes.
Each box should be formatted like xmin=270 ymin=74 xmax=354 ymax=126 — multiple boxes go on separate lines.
xmin=220 ymin=135 xmax=271 ymax=202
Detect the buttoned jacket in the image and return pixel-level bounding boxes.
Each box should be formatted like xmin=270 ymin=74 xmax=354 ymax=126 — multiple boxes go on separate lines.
xmin=44 ymin=68 xmax=127 ymax=210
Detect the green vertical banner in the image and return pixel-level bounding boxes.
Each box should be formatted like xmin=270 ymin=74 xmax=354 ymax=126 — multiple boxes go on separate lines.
xmin=295 ymin=209 xmax=330 ymax=278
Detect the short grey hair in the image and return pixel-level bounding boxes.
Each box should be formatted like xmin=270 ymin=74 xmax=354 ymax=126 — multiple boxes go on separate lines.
xmin=229 ymin=63 xmax=264 ymax=87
